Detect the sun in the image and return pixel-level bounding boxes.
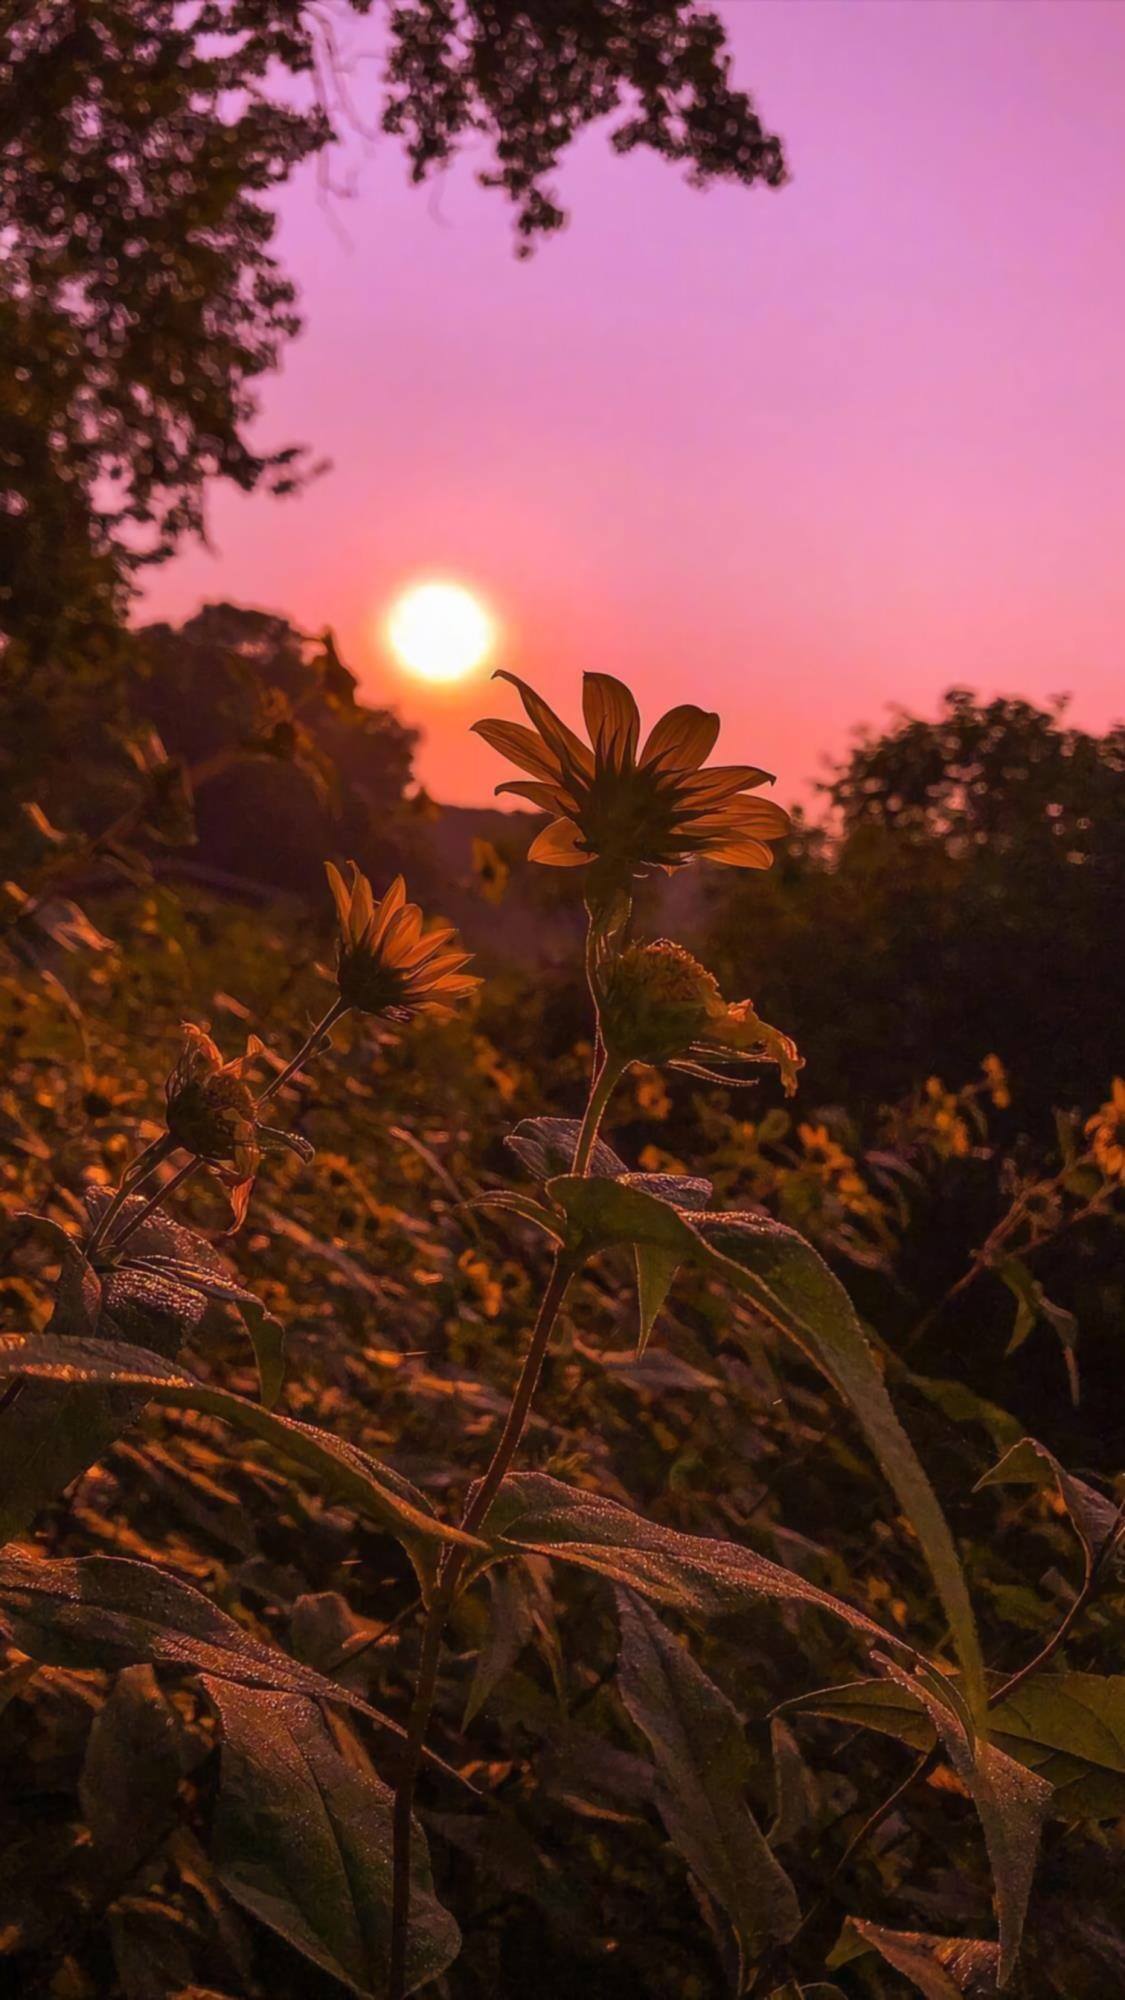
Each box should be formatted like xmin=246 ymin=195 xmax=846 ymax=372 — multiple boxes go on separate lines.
xmin=385 ymin=580 xmax=496 ymax=685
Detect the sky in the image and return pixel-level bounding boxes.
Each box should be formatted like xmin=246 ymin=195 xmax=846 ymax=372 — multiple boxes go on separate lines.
xmin=143 ymin=0 xmax=1125 ymax=808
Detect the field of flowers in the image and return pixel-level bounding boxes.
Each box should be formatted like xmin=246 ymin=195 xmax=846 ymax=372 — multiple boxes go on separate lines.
xmin=1 ymin=670 xmax=1123 ymax=2000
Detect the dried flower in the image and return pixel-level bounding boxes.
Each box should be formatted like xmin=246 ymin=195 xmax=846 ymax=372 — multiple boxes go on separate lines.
xmin=598 ymin=939 xmax=802 ymax=1093
xmin=472 ymin=671 xmax=789 ymax=886
xmin=164 ymin=1025 xmax=313 ymax=1231
xmin=326 ymin=863 xmax=480 ymax=1020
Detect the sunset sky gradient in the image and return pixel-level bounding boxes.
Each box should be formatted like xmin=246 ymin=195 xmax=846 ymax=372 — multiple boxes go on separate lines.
xmin=143 ymin=0 xmax=1125 ymax=806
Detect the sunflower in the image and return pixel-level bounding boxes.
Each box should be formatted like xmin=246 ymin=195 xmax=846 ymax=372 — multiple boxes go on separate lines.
xmin=326 ymin=863 xmax=480 ymax=1020
xmin=1086 ymin=1077 xmax=1125 ymax=1182
xmin=472 ymin=671 xmax=789 ymax=885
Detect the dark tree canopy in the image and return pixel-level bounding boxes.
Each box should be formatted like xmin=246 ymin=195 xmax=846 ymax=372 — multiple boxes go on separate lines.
xmin=1 ymin=0 xmax=785 ymax=656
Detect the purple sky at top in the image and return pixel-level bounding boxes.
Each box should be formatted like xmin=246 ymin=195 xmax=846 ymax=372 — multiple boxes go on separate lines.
xmin=143 ymin=0 xmax=1125 ymax=808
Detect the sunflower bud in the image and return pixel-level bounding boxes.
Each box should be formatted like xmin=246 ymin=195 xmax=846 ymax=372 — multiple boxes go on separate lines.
xmin=598 ymin=941 xmax=721 ymax=1065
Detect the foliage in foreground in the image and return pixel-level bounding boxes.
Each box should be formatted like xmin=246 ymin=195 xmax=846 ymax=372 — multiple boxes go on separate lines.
xmin=0 ymin=672 xmax=1124 ymax=2000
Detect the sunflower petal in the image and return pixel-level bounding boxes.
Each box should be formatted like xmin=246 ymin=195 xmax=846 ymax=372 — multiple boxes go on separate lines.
xmin=700 ymin=834 xmax=776 ymax=869
xmin=678 ymin=764 xmax=775 ymax=803
xmin=494 ymin=672 xmax=595 ymax=778
xmin=527 ymin=816 xmax=589 ymax=867
xmin=369 ymin=875 xmax=408 ymax=948
xmin=472 ymin=718 xmax=564 ymax=783
xmin=683 ymin=799 xmax=791 ymax=838
xmin=348 ymin=865 xmax=375 ymax=947
xmin=496 ymin=778 xmax=575 ymax=811
xmin=582 ymin=673 xmax=641 ymax=770
xmin=639 ymin=704 xmax=720 ymax=772
xmin=324 ymin=860 xmax=353 ymax=931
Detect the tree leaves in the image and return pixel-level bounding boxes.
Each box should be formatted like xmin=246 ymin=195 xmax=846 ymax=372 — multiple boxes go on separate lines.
xmin=487 ymin=1470 xmax=904 ymax=1649
xmin=548 ymin=1176 xmax=985 ymax=1716
xmin=204 ymin=1681 xmax=459 ymax=1997
xmin=831 ymin=1919 xmax=1000 ymax=1997
xmin=615 ymin=1589 xmax=799 ymax=1983
xmin=0 ymin=1334 xmax=478 ymax=1594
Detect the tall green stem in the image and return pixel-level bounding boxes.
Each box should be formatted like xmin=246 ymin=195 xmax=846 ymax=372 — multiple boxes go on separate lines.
xmin=85 ymin=1133 xmax=175 ymax=1256
xmin=258 ymin=998 xmax=347 ymax=1106
xmin=571 ymin=1056 xmax=624 ymax=1175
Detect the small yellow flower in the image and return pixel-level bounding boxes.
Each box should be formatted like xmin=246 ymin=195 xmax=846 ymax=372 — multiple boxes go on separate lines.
xmin=326 ymin=863 xmax=480 ymax=1020
xmin=982 ymin=1053 xmax=1011 ymax=1110
xmin=1086 ymin=1077 xmax=1125 ymax=1182
xmin=472 ymin=671 xmax=789 ymax=884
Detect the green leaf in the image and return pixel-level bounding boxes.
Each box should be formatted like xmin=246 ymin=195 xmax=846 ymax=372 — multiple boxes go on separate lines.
xmin=873 ymin=1659 xmax=1050 ymax=1984
xmin=782 ymin=1670 xmax=1125 ymax=1820
xmin=463 ymin=1562 xmax=537 ymax=1727
xmin=205 ymin=1679 xmax=459 ymax=1997
xmin=635 ymin=1241 xmax=682 ymax=1356
xmin=830 ymin=1919 xmax=999 ymax=1997
xmin=78 ymin=1664 xmax=188 ymax=1872
xmin=0 ymin=1549 xmax=409 ymax=1747
xmin=976 ymin=1436 xmax=1123 ymax=1582
xmin=548 ymin=1179 xmax=985 ymax=1719
xmin=997 ymin=1258 xmax=1079 ymax=1405
xmin=0 ymin=1334 xmax=479 ymax=1595
xmin=507 ymin=1116 xmax=627 ymax=1182
xmin=616 ymin=1589 xmax=799 ymax=1982
xmin=487 ymin=1471 xmax=905 ymax=1650
xmin=905 ymin=1373 xmax=1024 ymax=1457
xmin=124 ymin=1253 xmax=287 ymax=1408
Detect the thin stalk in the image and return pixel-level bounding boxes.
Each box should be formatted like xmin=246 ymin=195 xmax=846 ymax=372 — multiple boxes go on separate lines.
xmin=387 ymin=1254 xmax=576 ymax=2000
xmin=258 ymin=998 xmax=347 ymax=1106
xmin=571 ymin=1056 xmax=624 ymax=1175
xmin=85 ymin=1133 xmax=176 ymax=1256
xmin=108 ymin=1156 xmax=199 ymax=1254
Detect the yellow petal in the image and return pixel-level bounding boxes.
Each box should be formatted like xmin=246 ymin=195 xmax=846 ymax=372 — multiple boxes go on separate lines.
xmin=369 ymin=874 xmax=408 ymax=948
xmin=348 ymin=864 xmax=375 ymax=947
xmin=582 ymin=673 xmax=641 ymax=769
xmin=639 ymin=704 xmax=720 ymax=772
xmin=471 ymin=718 xmax=563 ymax=782
xmin=496 ymin=778 xmax=573 ymax=811
xmin=494 ymin=672 xmax=595 ymax=778
xmin=686 ymin=799 xmax=791 ymax=839
xmin=324 ymin=860 xmax=353 ymax=931
xmin=527 ymin=816 xmax=589 ymax=867
xmin=679 ymin=764 xmax=774 ymax=804
xmin=701 ymin=834 xmax=775 ymax=868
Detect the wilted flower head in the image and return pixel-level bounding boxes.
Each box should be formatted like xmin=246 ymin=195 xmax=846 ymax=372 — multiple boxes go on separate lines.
xmin=1086 ymin=1078 xmax=1125 ymax=1181
xmin=598 ymin=939 xmax=802 ymax=1094
xmin=165 ymin=1025 xmax=261 ymax=1175
xmin=164 ymin=1025 xmax=312 ymax=1231
xmin=326 ymin=863 xmax=480 ymax=1020
xmin=472 ymin=671 xmax=789 ymax=887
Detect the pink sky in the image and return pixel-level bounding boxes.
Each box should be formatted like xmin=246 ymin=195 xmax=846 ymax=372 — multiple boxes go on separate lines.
xmin=143 ymin=0 xmax=1125 ymax=807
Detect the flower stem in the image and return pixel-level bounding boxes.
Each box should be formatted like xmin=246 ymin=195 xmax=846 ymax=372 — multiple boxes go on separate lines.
xmin=257 ymin=998 xmax=348 ymax=1106
xmin=107 ymin=1156 xmax=199 ymax=1254
xmin=571 ymin=1055 xmax=624 ymax=1175
xmin=85 ymin=1133 xmax=176 ymax=1256
xmin=387 ymin=1252 xmax=576 ymax=2000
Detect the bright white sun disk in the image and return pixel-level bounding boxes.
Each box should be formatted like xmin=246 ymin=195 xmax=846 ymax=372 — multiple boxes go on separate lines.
xmin=386 ymin=581 xmax=495 ymax=684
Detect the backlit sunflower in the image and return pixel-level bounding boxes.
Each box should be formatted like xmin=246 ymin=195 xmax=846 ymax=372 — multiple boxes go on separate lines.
xmin=472 ymin=671 xmax=789 ymax=886
xmin=326 ymin=863 xmax=480 ymax=1020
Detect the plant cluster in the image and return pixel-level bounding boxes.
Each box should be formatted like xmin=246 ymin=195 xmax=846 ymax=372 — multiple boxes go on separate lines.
xmin=1 ymin=675 xmax=1124 ymax=2000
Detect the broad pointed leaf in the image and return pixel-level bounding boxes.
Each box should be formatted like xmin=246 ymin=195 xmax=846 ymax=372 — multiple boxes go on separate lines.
xmin=549 ymin=1178 xmax=985 ymax=1717
xmin=830 ymin=1918 xmax=999 ymax=1997
xmin=875 ymin=1658 xmax=1050 ymax=1984
xmin=205 ymin=1680 xmax=459 ymax=1996
xmin=616 ymin=1589 xmax=799 ymax=1981
xmin=487 ymin=1471 xmax=905 ymax=1650
xmin=0 ymin=1334 xmax=479 ymax=1595
xmin=976 ymin=1437 xmax=1123 ymax=1584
